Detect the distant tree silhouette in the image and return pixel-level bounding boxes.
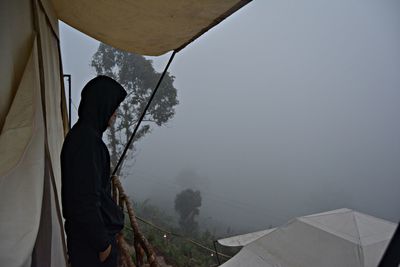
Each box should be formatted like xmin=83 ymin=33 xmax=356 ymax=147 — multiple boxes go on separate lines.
xmin=174 ymin=189 xmax=202 ymax=235
xmin=91 ymin=43 xmax=179 ymax=171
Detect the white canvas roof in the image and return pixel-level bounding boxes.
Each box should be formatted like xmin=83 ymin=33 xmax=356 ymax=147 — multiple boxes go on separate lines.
xmin=218 ymin=228 xmax=276 ymax=247
xmin=218 ymin=209 xmax=397 ymax=267
xmin=51 ymin=0 xmax=252 ymax=56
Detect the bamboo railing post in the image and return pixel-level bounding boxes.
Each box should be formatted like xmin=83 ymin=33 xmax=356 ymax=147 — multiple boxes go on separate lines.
xmin=112 ymin=175 xmax=159 ymax=267
xmin=112 ymin=178 xmax=118 ymax=203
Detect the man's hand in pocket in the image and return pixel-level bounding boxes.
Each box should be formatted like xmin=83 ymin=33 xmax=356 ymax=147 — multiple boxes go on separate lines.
xmin=99 ymin=244 xmax=112 ymax=262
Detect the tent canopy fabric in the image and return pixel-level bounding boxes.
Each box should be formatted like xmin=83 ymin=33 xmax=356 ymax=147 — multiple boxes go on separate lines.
xmin=0 ymin=40 xmax=44 ymax=267
xmin=51 ymin=0 xmax=251 ymax=56
xmin=218 ymin=209 xmax=397 ymax=267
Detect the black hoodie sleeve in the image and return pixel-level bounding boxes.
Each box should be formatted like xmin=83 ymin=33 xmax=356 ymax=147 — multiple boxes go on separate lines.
xmin=70 ymin=139 xmax=110 ymax=252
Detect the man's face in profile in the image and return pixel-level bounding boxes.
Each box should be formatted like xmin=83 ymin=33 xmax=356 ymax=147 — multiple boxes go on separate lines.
xmin=108 ymin=110 xmax=117 ymax=127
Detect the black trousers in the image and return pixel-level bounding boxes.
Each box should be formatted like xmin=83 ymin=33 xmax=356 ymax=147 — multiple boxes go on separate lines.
xmin=66 ymin=235 xmax=118 ymax=267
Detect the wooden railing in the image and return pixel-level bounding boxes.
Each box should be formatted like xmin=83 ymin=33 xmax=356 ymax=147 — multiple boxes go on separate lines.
xmin=111 ymin=175 xmax=159 ymax=267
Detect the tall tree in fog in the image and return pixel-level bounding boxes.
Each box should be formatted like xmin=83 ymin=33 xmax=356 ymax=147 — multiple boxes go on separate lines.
xmin=174 ymin=189 xmax=202 ymax=235
xmin=91 ymin=43 xmax=179 ymax=170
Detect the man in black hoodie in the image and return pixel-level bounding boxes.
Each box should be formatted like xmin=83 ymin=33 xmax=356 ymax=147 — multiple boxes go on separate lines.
xmin=61 ymin=76 xmax=127 ymax=267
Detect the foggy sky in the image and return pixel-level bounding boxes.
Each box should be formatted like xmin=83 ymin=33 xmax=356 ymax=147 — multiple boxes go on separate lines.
xmin=60 ymin=0 xmax=400 ymax=234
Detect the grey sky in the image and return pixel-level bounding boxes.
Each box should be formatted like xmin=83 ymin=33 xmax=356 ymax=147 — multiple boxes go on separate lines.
xmin=60 ymin=0 xmax=400 ymax=233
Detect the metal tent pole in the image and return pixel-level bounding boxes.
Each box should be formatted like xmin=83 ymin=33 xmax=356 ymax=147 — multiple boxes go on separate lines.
xmin=63 ymin=74 xmax=72 ymax=130
xmin=213 ymin=240 xmax=222 ymax=265
xmin=112 ymin=51 xmax=177 ymax=176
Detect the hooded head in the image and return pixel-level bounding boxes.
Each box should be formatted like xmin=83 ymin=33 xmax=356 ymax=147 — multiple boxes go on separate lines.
xmin=78 ymin=76 xmax=127 ymax=134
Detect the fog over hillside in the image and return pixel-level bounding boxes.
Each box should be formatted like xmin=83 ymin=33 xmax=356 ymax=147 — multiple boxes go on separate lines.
xmin=61 ymin=0 xmax=400 ymax=236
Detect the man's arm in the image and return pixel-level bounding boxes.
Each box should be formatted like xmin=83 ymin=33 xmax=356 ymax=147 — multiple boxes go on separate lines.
xmin=71 ymin=140 xmax=111 ymax=252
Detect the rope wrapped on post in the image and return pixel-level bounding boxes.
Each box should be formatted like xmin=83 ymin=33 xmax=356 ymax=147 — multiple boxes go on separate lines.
xmin=112 ymin=175 xmax=159 ymax=267
xmin=112 ymin=179 xmax=136 ymax=267
xmin=116 ymin=232 xmax=136 ymax=267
